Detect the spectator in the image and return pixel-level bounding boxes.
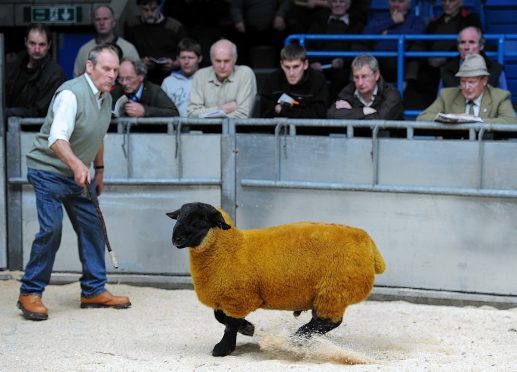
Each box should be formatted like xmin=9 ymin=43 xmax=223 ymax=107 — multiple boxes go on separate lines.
xmin=18 ymin=44 xmax=130 ymax=321
xmin=260 ymin=43 xmax=328 ymax=118
xmin=410 ymin=0 xmax=482 ymax=107
xmin=161 ymin=38 xmax=203 ymax=117
xmin=74 ymin=5 xmax=140 ymax=77
xmin=440 ymin=26 xmax=507 ymax=90
xmin=5 ymin=23 xmax=66 ymax=118
xmin=187 ymin=39 xmax=257 ymax=118
xmin=306 ymin=0 xmax=365 ymax=100
xmin=230 ymin=0 xmax=290 ymax=67
xmin=362 ymin=0 xmax=426 ymax=85
xmin=327 ymin=54 xmax=404 ymax=120
xmin=111 ymin=59 xmax=179 ymax=117
xmin=125 ymin=0 xmax=187 ymax=85
xmin=417 ymin=54 xmax=517 ymax=124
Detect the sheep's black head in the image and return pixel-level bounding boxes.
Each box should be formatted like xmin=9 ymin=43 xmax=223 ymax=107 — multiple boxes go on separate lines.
xmin=166 ymin=202 xmax=231 ymax=249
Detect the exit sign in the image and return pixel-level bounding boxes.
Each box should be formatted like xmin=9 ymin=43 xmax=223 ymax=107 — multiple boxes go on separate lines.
xmin=31 ymin=6 xmax=77 ymax=23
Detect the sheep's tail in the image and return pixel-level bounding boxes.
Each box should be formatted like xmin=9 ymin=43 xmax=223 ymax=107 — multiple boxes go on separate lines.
xmin=370 ymin=239 xmax=386 ymax=274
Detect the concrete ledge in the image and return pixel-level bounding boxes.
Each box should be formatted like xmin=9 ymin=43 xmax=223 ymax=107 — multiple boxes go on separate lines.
xmin=3 ymin=271 xmax=516 ymax=309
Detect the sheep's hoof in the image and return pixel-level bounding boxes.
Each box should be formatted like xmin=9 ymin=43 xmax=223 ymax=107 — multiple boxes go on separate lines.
xmin=212 ymin=341 xmax=235 ymax=357
xmin=239 ymin=320 xmax=255 ymax=336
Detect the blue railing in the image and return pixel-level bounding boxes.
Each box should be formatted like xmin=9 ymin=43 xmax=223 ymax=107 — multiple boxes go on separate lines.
xmin=285 ymin=33 xmax=517 ymax=116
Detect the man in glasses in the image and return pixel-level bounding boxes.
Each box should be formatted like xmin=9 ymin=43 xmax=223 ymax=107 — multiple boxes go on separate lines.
xmin=111 ymin=58 xmax=179 ymax=117
xmin=417 ymin=54 xmax=517 ymax=124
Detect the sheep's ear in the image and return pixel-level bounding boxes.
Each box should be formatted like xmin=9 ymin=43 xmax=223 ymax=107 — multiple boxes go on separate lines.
xmin=166 ymin=210 xmax=180 ymax=220
xmin=210 ymin=211 xmax=231 ymax=230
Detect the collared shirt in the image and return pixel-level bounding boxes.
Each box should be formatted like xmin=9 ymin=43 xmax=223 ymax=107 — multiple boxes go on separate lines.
xmin=354 ymin=85 xmax=378 ymax=107
xmin=48 ymin=74 xmax=103 ymax=147
xmin=328 ymin=14 xmax=350 ymax=25
xmin=465 ymin=93 xmax=483 ymax=116
xmin=127 ymin=83 xmax=144 ymax=101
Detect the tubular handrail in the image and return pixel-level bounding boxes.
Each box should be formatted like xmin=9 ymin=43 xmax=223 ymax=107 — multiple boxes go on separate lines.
xmin=285 ymin=33 xmax=517 ymax=99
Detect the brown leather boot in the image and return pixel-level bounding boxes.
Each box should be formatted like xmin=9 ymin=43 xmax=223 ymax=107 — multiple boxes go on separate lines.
xmin=80 ymin=290 xmax=131 ymax=309
xmin=17 ymin=295 xmax=49 ymax=321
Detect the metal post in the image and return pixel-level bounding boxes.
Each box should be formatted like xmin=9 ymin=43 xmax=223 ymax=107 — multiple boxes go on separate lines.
xmin=221 ymin=118 xmax=237 ymax=223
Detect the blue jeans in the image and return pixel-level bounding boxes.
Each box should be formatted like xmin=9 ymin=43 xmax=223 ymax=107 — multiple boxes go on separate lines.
xmin=20 ymin=168 xmax=107 ymax=298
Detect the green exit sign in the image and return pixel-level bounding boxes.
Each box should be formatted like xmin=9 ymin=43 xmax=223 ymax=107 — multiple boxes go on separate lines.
xmin=31 ymin=6 xmax=77 ymax=23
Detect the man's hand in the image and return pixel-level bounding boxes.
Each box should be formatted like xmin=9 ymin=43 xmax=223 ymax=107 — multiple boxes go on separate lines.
xmin=331 ymin=58 xmax=344 ymax=69
xmin=363 ymin=107 xmax=377 ymax=115
xmin=391 ymin=9 xmax=405 ymax=24
xmin=161 ymin=57 xmax=177 ymax=72
xmin=235 ymin=22 xmax=245 ymax=33
xmin=50 ymin=139 xmax=91 ymax=187
xmin=275 ymin=103 xmax=283 ymax=114
xmin=273 ymin=16 xmax=286 ymax=31
xmin=124 ymin=101 xmax=145 ymax=117
xmin=71 ymin=161 xmax=91 ymax=188
xmin=335 ymin=100 xmax=352 ymax=109
xmin=219 ymin=101 xmax=238 ymax=114
xmin=94 ymin=169 xmax=104 ymax=196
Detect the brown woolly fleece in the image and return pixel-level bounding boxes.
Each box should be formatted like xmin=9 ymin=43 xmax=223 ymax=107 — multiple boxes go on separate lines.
xmin=188 ymin=210 xmax=386 ymax=323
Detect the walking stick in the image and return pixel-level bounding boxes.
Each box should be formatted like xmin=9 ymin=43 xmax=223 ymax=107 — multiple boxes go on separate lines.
xmin=86 ymin=181 xmax=119 ymax=269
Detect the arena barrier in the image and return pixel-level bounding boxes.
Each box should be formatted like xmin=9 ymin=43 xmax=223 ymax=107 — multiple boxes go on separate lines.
xmin=5 ymin=117 xmax=517 ymax=302
xmin=0 ymin=35 xmax=6 ymax=270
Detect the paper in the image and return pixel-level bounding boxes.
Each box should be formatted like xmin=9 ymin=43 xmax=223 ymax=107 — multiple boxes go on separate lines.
xmin=202 ymin=109 xmax=226 ymax=118
xmin=112 ymin=95 xmax=129 ymax=118
xmin=149 ymin=57 xmax=168 ymax=64
xmin=434 ymin=113 xmax=484 ymax=124
xmin=277 ymin=93 xmax=299 ymax=106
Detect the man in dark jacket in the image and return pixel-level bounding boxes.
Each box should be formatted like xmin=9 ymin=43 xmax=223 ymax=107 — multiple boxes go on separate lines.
xmin=260 ymin=44 xmax=329 ymax=119
xmin=440 ymin=26 xmax=506 ymax=90
xmin=327 ymin=54 xmax=403 ymax=120
xmin=111 ymin=58 xmax=179 ymax=117
xmin=5 ymin=23 xmax=66 ymax=118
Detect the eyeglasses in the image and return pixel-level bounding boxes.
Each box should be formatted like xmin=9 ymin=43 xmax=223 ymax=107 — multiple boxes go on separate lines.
xmin=117 ymin=76 xmax=136 ymax=83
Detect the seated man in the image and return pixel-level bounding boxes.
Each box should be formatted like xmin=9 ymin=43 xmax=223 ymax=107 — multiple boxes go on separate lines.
xmin=111 ymin=58 xmax=179 ymax=117
xmin=440 ymin=26 xmax=507 ymax=90
xmin=417 ymin=54 xmax=517 ymax=124
xmin=187 ymin=39 xmax=257 ymax=118
xmin=5 ymin=23 xmax=66 ymax=117
xmin=362 ymin=0 xmax=426 ymax=85
xmin=260 ymin=43 xmax=328 ymax=118
xmin=74 ymin=5 xmax=140 ymax=77
xmin=327 ymin=54 xmax=403 ymax=120
xmin=161 ymin=38 xmax=203 ymax=117
xmin=306 ymin=0 xmax=365 ymax=100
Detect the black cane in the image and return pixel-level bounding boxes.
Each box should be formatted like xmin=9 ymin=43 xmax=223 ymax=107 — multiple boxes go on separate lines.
xmin=86 ymin=181 xmax=119 ymax=269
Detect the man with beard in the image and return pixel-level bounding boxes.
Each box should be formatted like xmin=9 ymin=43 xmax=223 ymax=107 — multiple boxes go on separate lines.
xmin=5 ymin=23 xmax=66 ymax=118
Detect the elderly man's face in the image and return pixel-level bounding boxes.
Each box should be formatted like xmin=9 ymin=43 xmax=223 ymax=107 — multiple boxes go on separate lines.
xmin=442 ymin=0 xmax=462 ymax=17
xmin=117 ymin=61 xmax=144 ymax=94
xmin=211 ymin=44 xmax=235 ymax=82
xmin=460 ymin=76 xmax=487 ymax=101
xmin=86 ymin=49 xmax=120 ymax=93
xmin=329 ymin=0 xmax=351 ymax=17
xmin=389 ymin=0 xmax=411 ymax=16
xmin=25 ymin=30 xmax=50 ymax=62
xmin=458 ymin=27 xmax=482 ymax=60
xmin=353 ymin=65 xmax=380 ymax=97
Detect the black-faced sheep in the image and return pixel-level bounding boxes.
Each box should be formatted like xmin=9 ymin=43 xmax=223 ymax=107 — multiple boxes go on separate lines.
xmin=166 ymin=202 xmax=386 ymax=357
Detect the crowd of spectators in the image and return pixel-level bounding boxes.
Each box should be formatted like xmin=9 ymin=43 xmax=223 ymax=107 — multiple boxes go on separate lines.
xmin=4 ymin=0 xmax=517 ymax=126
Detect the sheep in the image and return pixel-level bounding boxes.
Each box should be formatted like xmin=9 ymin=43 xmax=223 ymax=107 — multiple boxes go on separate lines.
xmin=166 ymin=202 xmax=386 ymax=357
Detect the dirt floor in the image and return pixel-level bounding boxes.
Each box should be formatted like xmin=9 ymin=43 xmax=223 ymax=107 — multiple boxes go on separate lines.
xmin=1 ymin=279 xmax=516 ymax=371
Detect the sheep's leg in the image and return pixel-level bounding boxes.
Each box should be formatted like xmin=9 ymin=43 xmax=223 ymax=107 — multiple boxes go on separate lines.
xmin=212 ymin=315 xmax=243 ymax=357
xmin=214 ymin=309 xmax=255 ymax=336
xmin=293 ymin=317 xmax=342 ymax=339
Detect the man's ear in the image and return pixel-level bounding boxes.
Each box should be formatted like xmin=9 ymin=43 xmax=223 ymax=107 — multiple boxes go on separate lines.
xmin=166 ymin=209 xmax=180 ymax=220
xmin=303 ymin=59 xmax=309 ymax=70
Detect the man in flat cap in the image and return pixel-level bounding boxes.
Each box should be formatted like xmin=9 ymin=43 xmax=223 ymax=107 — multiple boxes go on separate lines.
xmin=417 ymin=53 xmax=517 ymax=124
